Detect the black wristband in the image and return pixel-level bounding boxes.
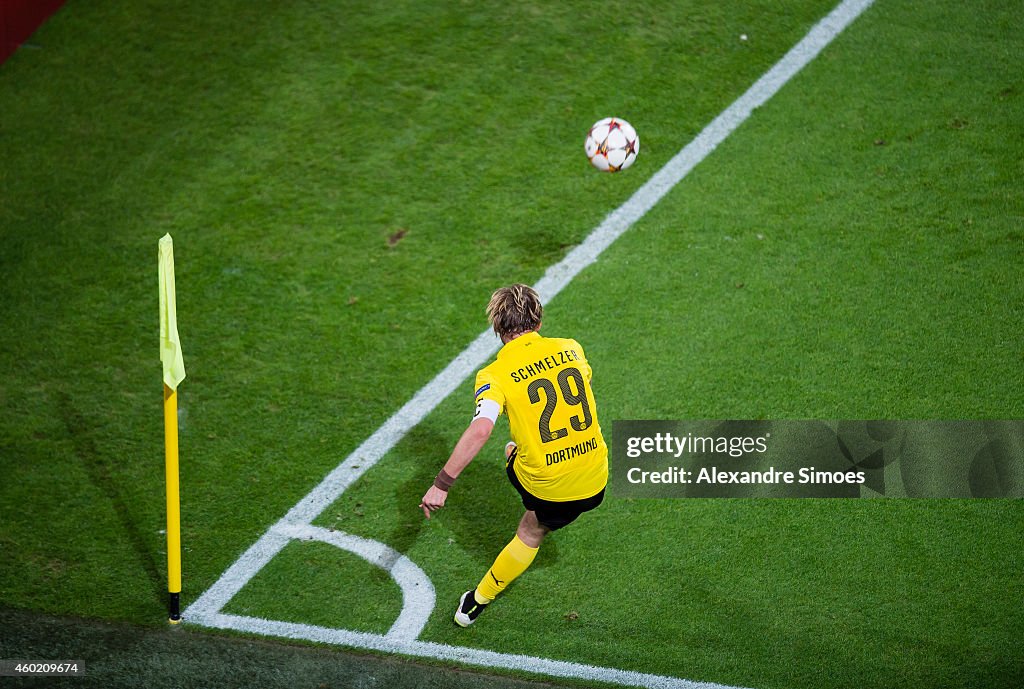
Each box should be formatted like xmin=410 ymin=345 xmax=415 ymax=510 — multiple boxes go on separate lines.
xmin=433 ymin=469 xmax=456 ymax=491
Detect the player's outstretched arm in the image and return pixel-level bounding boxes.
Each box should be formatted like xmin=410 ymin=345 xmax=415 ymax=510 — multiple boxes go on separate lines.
xmin=420 ymin=417 xmax=495 ymax=518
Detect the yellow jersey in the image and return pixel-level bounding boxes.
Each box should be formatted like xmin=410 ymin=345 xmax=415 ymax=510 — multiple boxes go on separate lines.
xmin=473 ymin=331 xmax=608 ymax=501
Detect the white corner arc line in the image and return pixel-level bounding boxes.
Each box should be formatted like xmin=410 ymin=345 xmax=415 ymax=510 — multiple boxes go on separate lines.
xmin=274 ymin=523 xmax=436 ymax=641
xmin=185 ymin=1 xmax=874 ymax=687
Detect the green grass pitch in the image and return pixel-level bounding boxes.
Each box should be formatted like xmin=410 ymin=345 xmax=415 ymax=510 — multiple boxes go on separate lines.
xmin=1 ymin=0 xmax=1022 ymax=688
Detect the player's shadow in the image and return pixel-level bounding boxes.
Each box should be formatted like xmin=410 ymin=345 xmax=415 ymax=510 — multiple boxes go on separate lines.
xmin=388 ymin=425 xmax=559 ymax=571
xmin=384 ymin=425 xmax=442 ymax=558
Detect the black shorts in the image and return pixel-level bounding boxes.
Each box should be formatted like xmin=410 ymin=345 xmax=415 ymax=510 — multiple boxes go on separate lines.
xmin=506 ymin=448 xmax=605 ymax=531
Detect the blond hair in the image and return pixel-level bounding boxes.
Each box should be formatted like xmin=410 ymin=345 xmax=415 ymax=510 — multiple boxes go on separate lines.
xmin=486 ymin=284 xmax=543 ymax=339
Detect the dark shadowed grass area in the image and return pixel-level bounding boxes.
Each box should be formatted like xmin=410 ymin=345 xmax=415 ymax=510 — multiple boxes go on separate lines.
xmin=0 ymin=607 xmax=576 ymax=689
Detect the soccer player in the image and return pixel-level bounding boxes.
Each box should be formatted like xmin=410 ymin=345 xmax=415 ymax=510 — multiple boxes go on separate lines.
xmin=419 ymin=284 xmax=608 ymax=626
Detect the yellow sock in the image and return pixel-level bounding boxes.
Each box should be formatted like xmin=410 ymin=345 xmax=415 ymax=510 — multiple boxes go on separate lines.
xmin=474 ymin=535 xmax=539 ymax=603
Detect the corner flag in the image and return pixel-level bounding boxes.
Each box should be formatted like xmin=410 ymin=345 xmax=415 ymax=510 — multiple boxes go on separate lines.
xmin=159 ymin=235 xmax=186 ymax=390
xmin=159 ymin=234 xmax=185 ymax=623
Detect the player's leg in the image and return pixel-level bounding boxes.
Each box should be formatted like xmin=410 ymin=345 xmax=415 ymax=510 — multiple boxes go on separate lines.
xmin=481 ymin=511 xmax=547 ymax=597
xmin=494 ymin=442 xmax=546 ymax=592
xmin=478 ymin=511 xmax=547 ymax=599
xmin=455 ymin=510 xmax=545 ymax=627
xmin=455 ymin=441 xmax=600 ymax=626
xmin=514 ymin=508 xmax=549 ymax=547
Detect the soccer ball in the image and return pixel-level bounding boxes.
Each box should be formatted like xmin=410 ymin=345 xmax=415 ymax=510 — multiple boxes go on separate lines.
xmin=584 ymin=117 xmax=639 ymax=172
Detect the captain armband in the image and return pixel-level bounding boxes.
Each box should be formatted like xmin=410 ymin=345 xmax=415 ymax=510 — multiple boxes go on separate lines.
xmin=473 ymin=398 xmax=501 ymax=423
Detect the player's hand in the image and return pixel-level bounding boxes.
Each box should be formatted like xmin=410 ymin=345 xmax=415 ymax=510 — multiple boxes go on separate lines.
xmin=420 ymin=485 xmax=448 ymax=519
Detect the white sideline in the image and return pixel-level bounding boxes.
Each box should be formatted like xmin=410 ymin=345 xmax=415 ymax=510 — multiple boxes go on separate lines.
xmin=202 ymin=612 xmax=731 ymax=689
xmin=184 ymin=1 xmax=875 ymax=686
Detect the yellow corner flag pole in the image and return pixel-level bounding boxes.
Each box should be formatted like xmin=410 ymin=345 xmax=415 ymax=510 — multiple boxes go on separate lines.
xmin=159 ymin=234 xmax=186 ymax=624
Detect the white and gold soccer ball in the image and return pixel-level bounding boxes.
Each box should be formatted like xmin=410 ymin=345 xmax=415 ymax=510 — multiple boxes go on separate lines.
xmin=584 ymin=117 xmax=639 ymax=172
